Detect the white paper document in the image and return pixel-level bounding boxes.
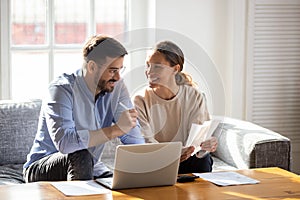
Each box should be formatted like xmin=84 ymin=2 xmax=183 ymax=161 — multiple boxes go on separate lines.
xmin=51 ymin=180 xmax=110 ymax=196
xmin=185 ymin=119 xmax=220 ymax=155
xmin=193 ymin=171 xmax=260 ymax=186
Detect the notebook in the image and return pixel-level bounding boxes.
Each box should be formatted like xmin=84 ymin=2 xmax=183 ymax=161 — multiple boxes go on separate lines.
xmin=96 ymin=142 xmax=182 ymax=190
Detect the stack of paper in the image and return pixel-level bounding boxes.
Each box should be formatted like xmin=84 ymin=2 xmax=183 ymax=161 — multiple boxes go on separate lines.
xmin=193 ymin=171 xmax=260 ymax=186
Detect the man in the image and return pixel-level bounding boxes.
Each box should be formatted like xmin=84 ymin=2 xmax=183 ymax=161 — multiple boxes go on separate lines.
xmin=23 ymin=35 xmax=145 ymax=182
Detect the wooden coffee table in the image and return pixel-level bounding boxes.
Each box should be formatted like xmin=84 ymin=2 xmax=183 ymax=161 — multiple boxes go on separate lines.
xmin=0 ymin=167 xmax=299 ymax=199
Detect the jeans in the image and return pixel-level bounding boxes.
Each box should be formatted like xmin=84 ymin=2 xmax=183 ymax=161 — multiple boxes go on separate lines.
xmin=178 ymin=153 xmax=213 ymax=174
xmin=23 ymin=149 xmax=94 ymax=183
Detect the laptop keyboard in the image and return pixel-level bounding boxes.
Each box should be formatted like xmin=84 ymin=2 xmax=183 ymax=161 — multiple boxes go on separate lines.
xmin=96 ymin=177 xmax=113 ymax=188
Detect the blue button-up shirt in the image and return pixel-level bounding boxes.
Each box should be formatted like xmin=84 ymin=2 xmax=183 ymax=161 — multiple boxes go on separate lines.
xmin=23 ymin=69 xmax=145 ymax=176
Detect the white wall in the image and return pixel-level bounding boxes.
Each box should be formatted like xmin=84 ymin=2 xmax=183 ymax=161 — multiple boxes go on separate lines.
xmin=155 ymin=0 xmax=233 ymax=116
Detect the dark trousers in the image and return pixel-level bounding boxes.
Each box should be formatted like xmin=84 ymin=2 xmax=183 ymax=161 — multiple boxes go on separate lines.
xmin=178 ymin=153 xmax=213 ymax=174
xmin=23 ymin=149 xmax=94 ymax=183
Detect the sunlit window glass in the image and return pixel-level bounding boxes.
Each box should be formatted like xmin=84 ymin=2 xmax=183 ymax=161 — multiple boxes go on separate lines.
xmin=53 ymin=51 xmax=82 ymax=78
xmin=8 ymin=0 xmax=128 ymax=100
xmin=95 ymin=0 xmax=126 ymax=37
xmin=54 ymin=0 xmax=89 ymax=45
xmin=11 ymin=52 xmax=49 ymax=99
xmin=11 ymin=0 xmax=46 ymax=45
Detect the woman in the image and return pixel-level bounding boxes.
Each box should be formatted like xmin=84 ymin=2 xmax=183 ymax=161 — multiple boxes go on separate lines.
xmin=134 ymin=41 xmax=218 ymax=173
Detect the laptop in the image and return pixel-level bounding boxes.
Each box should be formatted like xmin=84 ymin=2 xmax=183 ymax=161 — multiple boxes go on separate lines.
xmin=96 ymin=142 xmax=182 ymax=190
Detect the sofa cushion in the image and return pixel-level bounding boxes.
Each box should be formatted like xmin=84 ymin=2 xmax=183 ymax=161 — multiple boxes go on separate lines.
xmin=0 ymin=99 xmax=42 ymax=165
xmin=0 ymin=164 xmax=24 ymax=185
xmin=101 ymin=138 xmax=122 ymax=170
xmin=211 ymin=156 xmax=238 ymax=171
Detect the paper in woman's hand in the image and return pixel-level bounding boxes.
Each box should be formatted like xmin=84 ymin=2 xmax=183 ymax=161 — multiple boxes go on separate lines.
xmin=185 ymin=119 xmax=220 ymax=155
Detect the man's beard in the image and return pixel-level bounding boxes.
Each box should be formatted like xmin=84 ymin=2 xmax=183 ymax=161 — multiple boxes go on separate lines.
xmin=97 ymin=79 xmax=117 ymax=93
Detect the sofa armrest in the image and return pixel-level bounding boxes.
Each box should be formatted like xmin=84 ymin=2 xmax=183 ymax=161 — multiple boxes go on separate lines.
xmin=212 ymin=117 xmax=291 ymax=171
xmin=251 ymin=140 xmax=290 ymax=170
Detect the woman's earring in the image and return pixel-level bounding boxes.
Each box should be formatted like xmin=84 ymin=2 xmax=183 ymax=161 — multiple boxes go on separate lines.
xmin=175 ymin=72 xmax=184 ymax=85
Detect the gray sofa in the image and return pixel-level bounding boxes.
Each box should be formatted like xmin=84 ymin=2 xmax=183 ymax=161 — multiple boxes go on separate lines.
xmin=0 ymin=99 xmax=291 ymax=185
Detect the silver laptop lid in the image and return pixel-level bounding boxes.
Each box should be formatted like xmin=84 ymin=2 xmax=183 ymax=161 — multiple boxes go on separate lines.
xmin=112 ymin=142 xmax=182 ymax=189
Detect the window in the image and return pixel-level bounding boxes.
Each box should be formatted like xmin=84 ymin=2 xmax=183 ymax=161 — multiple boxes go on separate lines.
xmin=2 ymin=0 xmax=128 ymax=99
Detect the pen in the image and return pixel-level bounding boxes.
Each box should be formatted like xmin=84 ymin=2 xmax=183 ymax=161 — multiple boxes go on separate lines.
xmin=119 ymin=102 xmax=130 ymax=110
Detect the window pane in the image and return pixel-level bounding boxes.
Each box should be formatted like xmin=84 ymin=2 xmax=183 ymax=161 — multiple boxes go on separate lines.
xmin=11 ymin=52 xmax=49 ymax=99
xmin=95 ymin=0 xmax=126 ymax=36
xmin=11 ymin=0 xmax=46 ymax=45
xmin=53 ymin=51 xmax=83 ymax=78
xmin=54 ymin=0 xmax=89 ymax=44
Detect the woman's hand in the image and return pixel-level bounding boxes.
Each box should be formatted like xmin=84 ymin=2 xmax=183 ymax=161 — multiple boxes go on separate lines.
xmin=200 ymin=136 xmax=218 ymax=152
xmin=180 ymin=146 xmax=195 ymax=162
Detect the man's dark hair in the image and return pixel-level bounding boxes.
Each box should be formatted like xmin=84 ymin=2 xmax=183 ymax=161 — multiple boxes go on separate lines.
xmin=83 ymin=34 xmax=128 ymax=63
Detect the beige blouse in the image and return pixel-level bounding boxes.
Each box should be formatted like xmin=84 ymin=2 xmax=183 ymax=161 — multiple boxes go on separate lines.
xmin=134 ymin=84 xmax=210 ymax=146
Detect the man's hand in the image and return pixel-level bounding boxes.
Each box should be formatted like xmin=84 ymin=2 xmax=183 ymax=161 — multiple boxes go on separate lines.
xmin=180 ymin=146 xmax=195 ymax=162
xmin=89 ymin=109 xmax=138 ymax=147
xmin=116 ymin=109 xmax=138 ymax=134
xmin=200 ymin=136 xmax=218 ymax=152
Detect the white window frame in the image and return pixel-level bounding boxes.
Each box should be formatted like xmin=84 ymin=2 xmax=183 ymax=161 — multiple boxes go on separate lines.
xmin=0 ymin=0 xmax=130 ymax=99
xmin=0 ymin=0 xmax=10 ymax=99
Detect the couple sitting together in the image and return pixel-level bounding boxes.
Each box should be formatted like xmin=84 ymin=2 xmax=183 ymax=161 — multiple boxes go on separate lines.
xmin=23 ymin=34 xmax=218 ymax=182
